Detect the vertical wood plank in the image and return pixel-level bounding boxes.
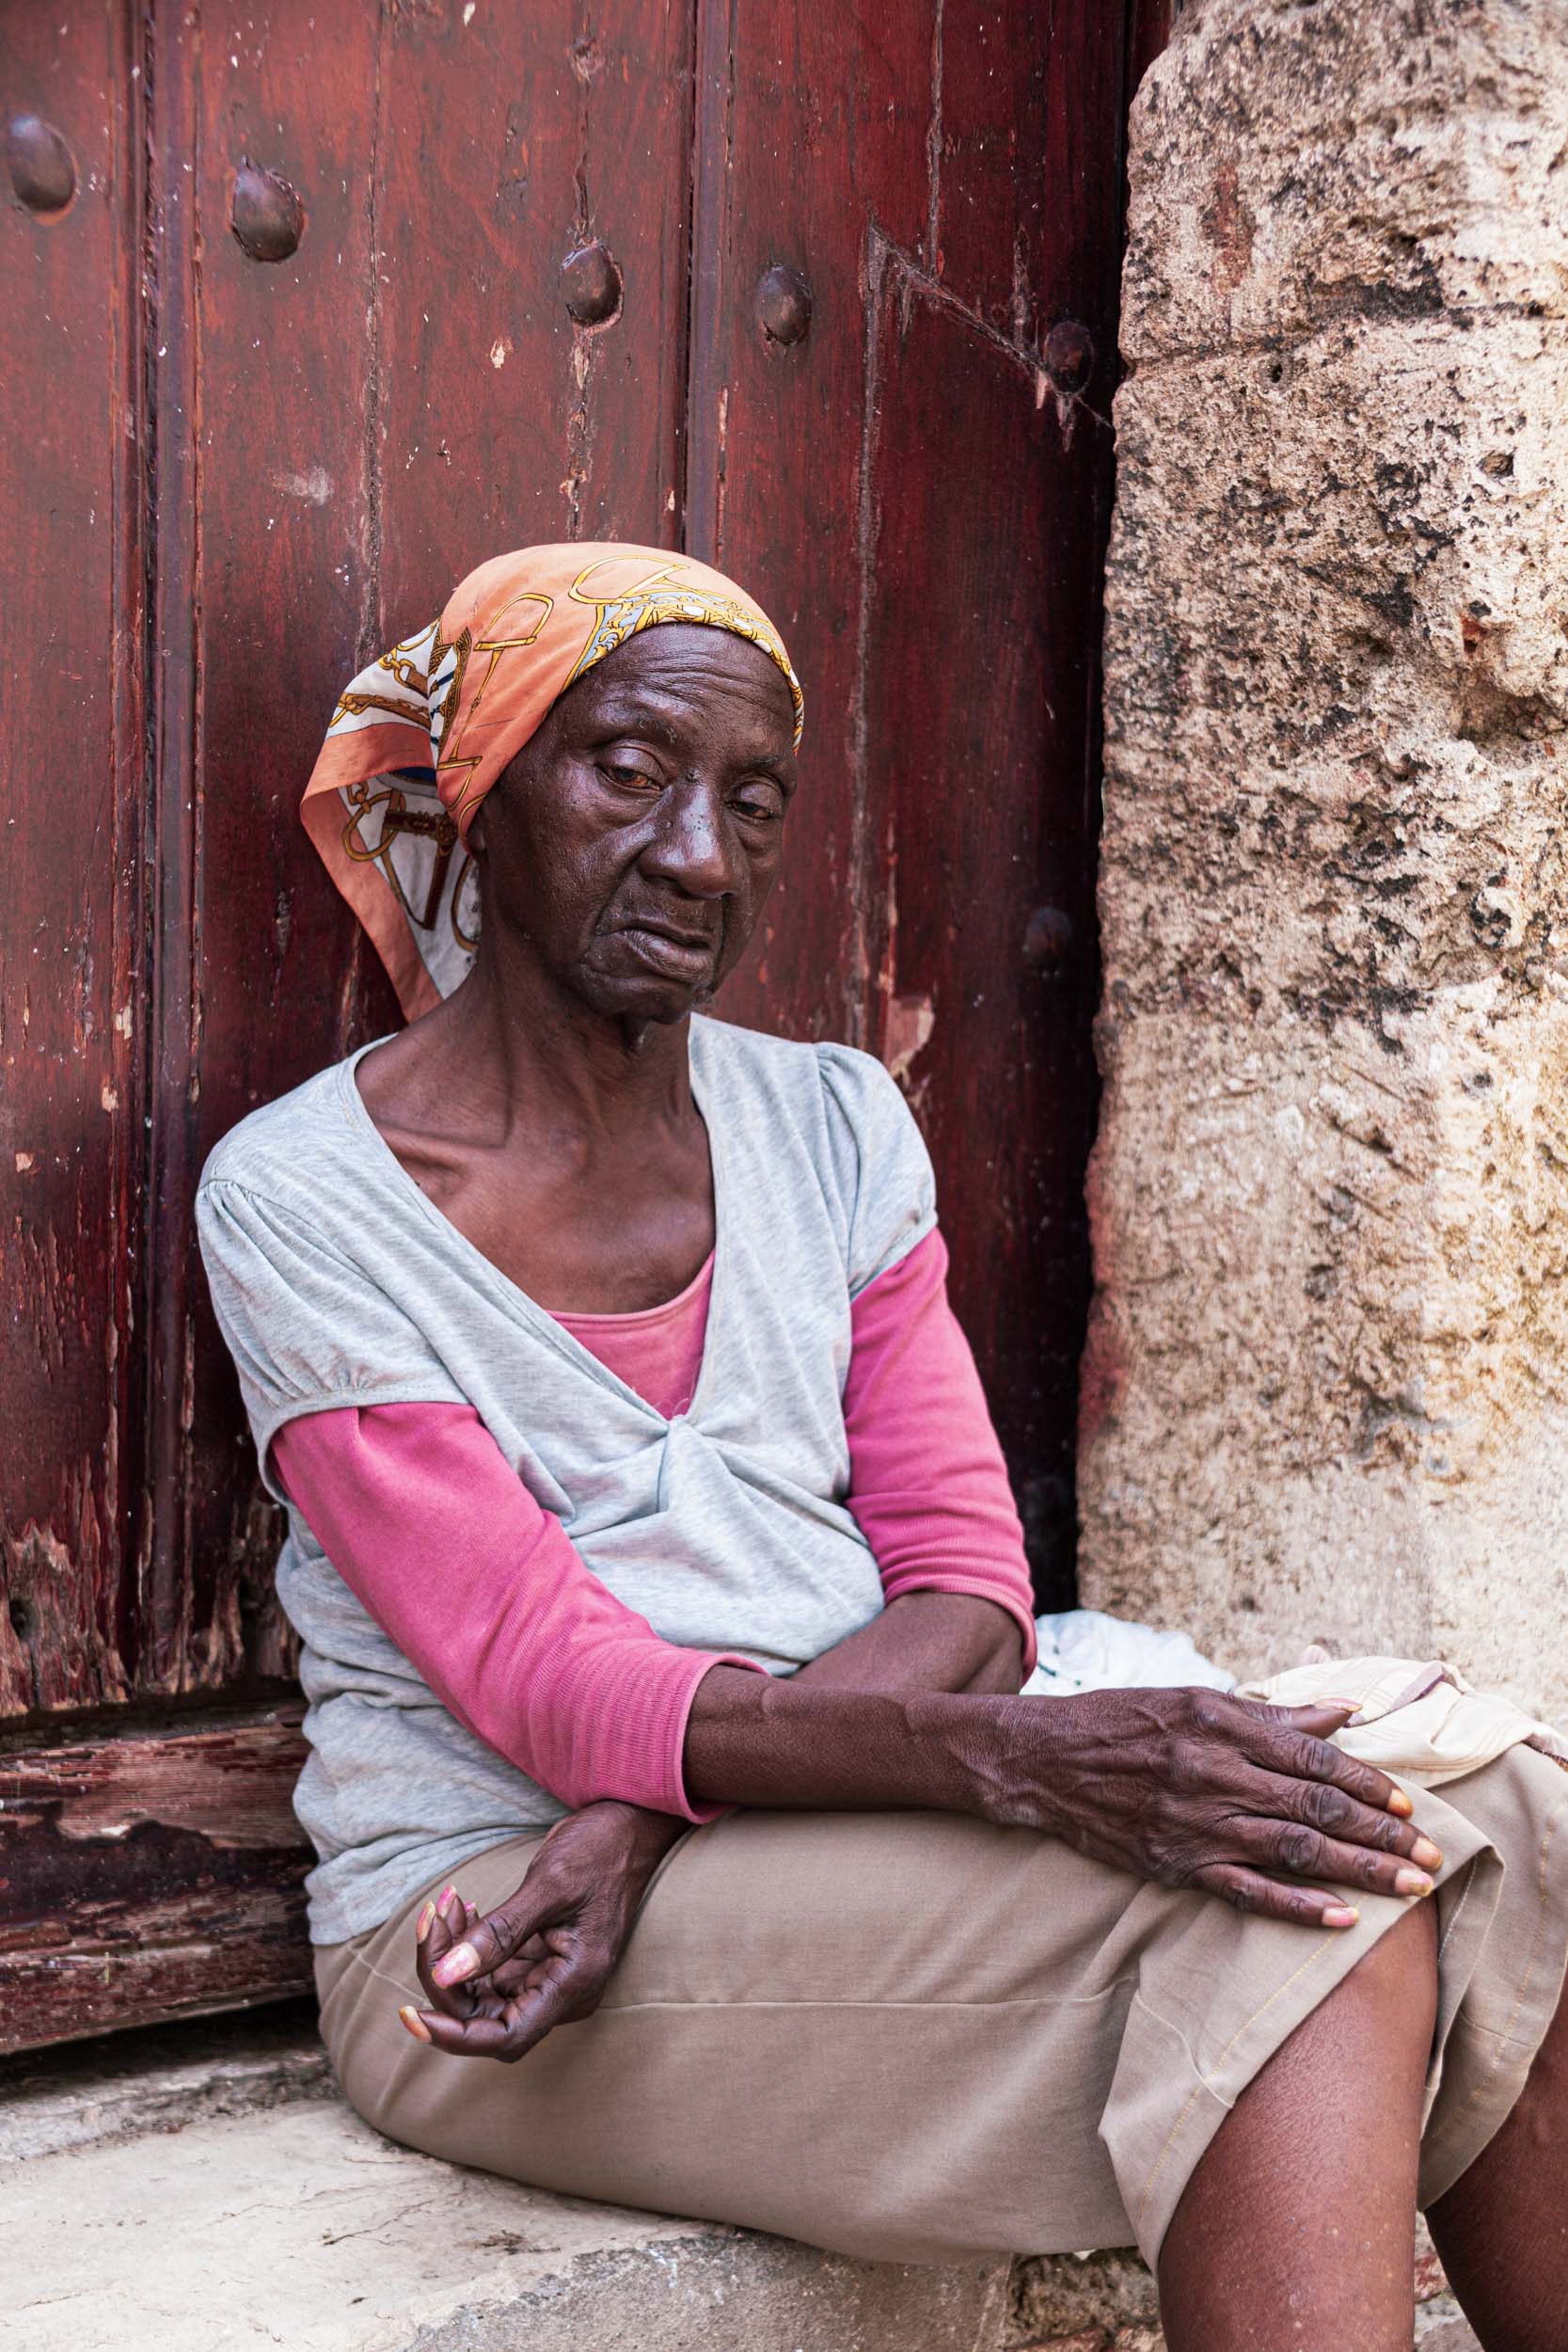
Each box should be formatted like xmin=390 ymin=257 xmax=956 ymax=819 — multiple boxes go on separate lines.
xmin=691 ymin=1 xmax=1132 ymax=1597
xmin=861 ymin=273 xmax=1109 ymax=1596
xmin=372 ymin=0 xmax=694 ymax=621
xmin=1 ymin=7 xmax=145 ymax=1714
xmin=159 ymin=0 xmax=386 ymax=1693
xmin=863 ymin=6 xmax=1131 ymax=1594
xmin=170 ymin=0 xmax=698 ymax=1696
xmin=687 ymin=0 xmax=937 ymax=1046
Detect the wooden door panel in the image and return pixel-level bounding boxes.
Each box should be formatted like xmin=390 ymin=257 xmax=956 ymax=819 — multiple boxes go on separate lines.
xmin=861 ymin=271 xmax=1106 ymax=1592
xmin=689 ymin=0 xmax=1128 ymax=1595
xmin=687 ymin=0 xmax=939 ymax=1048
xmin=153 ymin=2 xmax=388 ymax=1700
xmin=2 ymin=9 xmax=144 ymax=1715
xmin=373 ymin=0 xmax=693 ymax=611
xmin=2 ymin=0 xmax=1147 ymax=2047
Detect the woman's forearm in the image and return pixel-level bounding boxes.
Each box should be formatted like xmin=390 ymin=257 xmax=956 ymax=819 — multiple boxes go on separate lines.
xmin=791 ymin=1589 xmax=1024 ymax=1697
xmin=683 ymin=1593 xmax=1028 ymax=1816
xmin=684 ymin=1664 xmax=1011 ymax=1818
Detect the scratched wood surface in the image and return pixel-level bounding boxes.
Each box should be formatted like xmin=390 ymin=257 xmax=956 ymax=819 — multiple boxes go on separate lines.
xmin=688 ymin=0 xmax=1132 ymax=1594
xmin=372 ymin=0 xmax=693 ymax=599
xmin=861 ymin=274 xmax=1111 ymax=1582
xmin=2 ymin=0 xmax=1154 ymax=2047
xmin=1 ymin=9 xmax=144 ymax=1717
xmin=0 ymin=1712 xmax=310 ymax=2049
xmin=687 ymin=0 xmax=937 ymax=1048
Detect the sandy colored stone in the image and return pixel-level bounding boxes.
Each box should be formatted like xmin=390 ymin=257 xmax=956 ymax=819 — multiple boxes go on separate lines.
xmin=1081 ymin=0 xmax=1568 ymax=1715
xmin=1415 ymin=2311 xmax=1482 ymax=2350
xmin=6 ymin=2090 xmax=1008 ymax=2352
xmin=1007 ymin=2248 xmax=1161 ymax=2344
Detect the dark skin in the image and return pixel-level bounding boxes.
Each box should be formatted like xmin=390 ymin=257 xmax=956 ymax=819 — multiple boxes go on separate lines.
xmin=378 ymin=624 xmax=1568 ymax=2348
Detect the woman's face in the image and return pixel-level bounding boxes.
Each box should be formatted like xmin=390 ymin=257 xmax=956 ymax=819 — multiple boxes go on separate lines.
xmin=468 ymin=622 xmax=799 ymax=1025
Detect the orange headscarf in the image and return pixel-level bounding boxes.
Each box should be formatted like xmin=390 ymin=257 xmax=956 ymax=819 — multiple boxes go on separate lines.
xmin=302 ymin=543 xmax=802 ymax=1021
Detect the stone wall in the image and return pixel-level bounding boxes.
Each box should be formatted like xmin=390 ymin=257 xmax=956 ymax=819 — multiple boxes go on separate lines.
xmin=1079 ymin=0 xmax=1568 ymax=1712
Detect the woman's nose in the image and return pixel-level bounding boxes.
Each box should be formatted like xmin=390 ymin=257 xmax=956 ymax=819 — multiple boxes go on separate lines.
xmin=640 ymin=782 xmax=740 ymax=898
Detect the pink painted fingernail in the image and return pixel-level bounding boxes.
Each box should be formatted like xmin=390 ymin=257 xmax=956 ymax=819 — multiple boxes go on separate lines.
xmin=415 ymin=1900 xmax=436 ymax=1943
xmin=1386 ymin=1789 xmax=1414 ymax=1818
xmin=436 ymin=1884 xmax=460 ymax=1919
xmin=432 ymin=1941 xmax=480 ymax=1988
xmin=1412 ymin=1837 xmax=1443 ymax=1870
xmin=398 ymin=2005 xmax=433 ymax=2043
xmin=1396 ymin=1869 xmax=1434 ymax=1899
xmin=1324 ymin=1905 xmax=1360 ymax=1929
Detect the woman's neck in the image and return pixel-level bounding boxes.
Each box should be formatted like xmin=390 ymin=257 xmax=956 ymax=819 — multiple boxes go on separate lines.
xmin=363 ymin=945 xmax=698 ymax=1160
xmin=356 ymin=943 xmax=717 ymax=1313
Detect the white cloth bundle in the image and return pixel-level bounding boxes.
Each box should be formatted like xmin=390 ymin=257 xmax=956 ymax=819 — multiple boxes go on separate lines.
xmin=1024 ymin=1613 xmax=1566 ymax=1789
xmin=1022 ymin=1608 xmax=1236 ymax=1699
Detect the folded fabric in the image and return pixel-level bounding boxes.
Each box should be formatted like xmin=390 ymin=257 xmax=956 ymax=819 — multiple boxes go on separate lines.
xmin=1235 ymin=1655 xmax=1568 ymax=1787
xmin=1020 ymin=1616 xmax=1566 ymax=1792
xmin=1022 ymin=1608 xmax=1235 ymax=1698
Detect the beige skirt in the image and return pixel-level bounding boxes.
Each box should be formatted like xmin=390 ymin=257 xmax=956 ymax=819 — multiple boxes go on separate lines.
xmin=315 ymin=1748 xmax=1568 ymax=2269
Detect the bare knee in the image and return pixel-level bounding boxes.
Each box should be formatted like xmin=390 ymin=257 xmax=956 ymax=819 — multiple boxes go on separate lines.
xmin=1165 ymin=1900 xmax=1437 ymax=2343
xmin=1320 ymin=1898 xmax=1438 ymax=2060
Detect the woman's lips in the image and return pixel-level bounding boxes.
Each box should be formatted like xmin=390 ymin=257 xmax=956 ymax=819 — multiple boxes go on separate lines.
xmin=616 ymin=922 xmax=717 ymax=979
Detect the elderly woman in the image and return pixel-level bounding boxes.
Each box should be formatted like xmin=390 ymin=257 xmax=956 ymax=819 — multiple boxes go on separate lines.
xmin=199 ymin=545 xmax=1568 ymax=2352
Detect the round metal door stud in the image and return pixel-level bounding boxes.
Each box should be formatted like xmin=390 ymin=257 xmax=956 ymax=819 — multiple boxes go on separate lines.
xmin=6 ymin=116 xmax=76 ymax=218
xmin=230 ymin=162 xmax=305 ymax=263
xmin=1022 ymin=905 xmax=1074 ymax=970
xmin=755 ymin=263 xmax=812 ymax=347
xmin=561 ymin=240 xmax=622 ymax=325
xmin=1042 ymin=319 xmax=1095 ymax=397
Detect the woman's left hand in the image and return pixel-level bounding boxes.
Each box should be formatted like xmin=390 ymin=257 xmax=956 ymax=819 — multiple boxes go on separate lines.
xmin=398 ymin=1799 xmax=686 ymax=2062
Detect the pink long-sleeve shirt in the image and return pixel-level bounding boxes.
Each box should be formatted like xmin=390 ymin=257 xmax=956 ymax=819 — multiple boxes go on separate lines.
xmin=273 ymin=1227 xmax=1035 ymax=1821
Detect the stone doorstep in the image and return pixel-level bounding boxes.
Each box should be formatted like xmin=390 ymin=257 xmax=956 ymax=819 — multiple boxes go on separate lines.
xmin=4 ymin=2010 xmax=1008 ymax=2352
xmin=0 ymin=1998 xmax=335 ymax=2164
xmin=2 ymin=2010 xmax=1479 ymax=2351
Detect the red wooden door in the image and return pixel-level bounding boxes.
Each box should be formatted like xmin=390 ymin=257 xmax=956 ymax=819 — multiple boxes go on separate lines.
xmin=3 ymin=0 xmax=1145 ymax=2052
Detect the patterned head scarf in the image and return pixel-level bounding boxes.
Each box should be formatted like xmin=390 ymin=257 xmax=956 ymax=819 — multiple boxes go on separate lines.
xmin=302 ymin=542 xmax=803 ymax=1020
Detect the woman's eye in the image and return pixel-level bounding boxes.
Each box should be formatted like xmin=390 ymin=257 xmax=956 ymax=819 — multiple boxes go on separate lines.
xmin=600 ymin=762 xmax=660 ymax=791
xmin=734 ymin=787 xmax=784 ymax=823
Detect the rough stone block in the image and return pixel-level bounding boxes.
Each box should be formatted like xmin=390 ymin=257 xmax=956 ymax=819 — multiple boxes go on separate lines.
xmin=1081 ymin=0 xmax=1568 ymax=1714
xmin=1007 ymin=2248 xmax=1162 ymax=2344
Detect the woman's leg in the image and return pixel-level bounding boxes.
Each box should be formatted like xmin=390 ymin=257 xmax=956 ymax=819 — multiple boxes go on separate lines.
xmin=1426 ymin=1972 xmax=1568 ymax=2349
xmin=1158 ymin=1902 xmax=1438 ymax=2352
xmin=316 ymin=1766 xmax=1565 ymax=2283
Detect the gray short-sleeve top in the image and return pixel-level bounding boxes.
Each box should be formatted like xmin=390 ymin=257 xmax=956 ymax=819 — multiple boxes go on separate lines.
xmin=197 ymin=1015 xmax=936 ymax=1942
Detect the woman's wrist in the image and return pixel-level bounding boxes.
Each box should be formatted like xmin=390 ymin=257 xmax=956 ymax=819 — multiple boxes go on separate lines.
xmin=544 ymin=1797 xmax=687 ymax=1882
xmin=926 ymin=1691 xmax=1058 ymax=1831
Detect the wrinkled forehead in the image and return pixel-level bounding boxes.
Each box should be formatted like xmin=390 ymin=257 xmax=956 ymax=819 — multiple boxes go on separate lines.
xmin=553 ymin=618 xmax=800 ymax=750
xmin=551 ymin=580 xmax=804 ymax=752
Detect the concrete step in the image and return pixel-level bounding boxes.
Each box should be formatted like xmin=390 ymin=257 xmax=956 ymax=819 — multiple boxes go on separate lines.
xmin=4 ymin=2009 xmax=1006 ymax=2352
xmin=2 ymin=2009 xmax=1481 ymax=2351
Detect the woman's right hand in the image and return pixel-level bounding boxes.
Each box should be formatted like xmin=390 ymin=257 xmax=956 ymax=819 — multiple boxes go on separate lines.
xmin=993 ymin=1687 xmax=1443 ymax=1928
xmin=397 ymin=1799 xmax=686 ymax=2061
